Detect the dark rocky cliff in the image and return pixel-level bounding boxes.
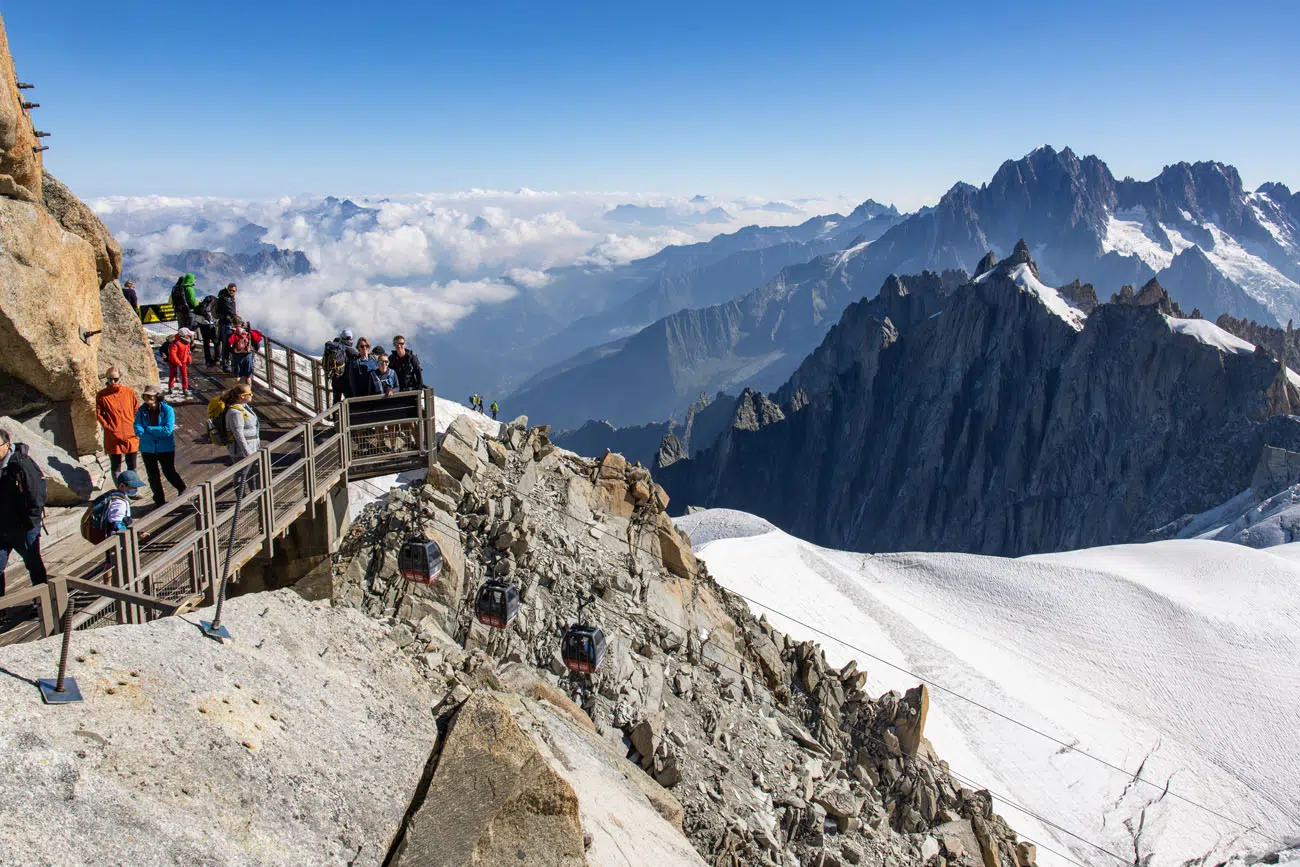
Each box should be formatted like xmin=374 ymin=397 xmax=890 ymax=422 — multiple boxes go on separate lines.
xmin=659 ymin=245 xmax=1300 ymax=556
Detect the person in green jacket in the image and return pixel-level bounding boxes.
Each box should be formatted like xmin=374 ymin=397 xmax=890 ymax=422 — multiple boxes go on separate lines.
xmin=171 ymin=273 xmax=199 ymax=329
xmin=490 ymin=400 xmax=499 ymax=420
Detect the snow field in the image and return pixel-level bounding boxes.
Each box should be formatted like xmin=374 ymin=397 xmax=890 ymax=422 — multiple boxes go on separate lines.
xmin=678 ymin=515 xmax=1300 ymax=867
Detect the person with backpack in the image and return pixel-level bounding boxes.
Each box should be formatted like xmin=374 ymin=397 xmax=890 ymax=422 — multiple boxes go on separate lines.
xmin=96 ymin=367 xmax=141 ymax=479
xmin=96 ymin=471 xmax=145 ymax=539
xmin=490 ymin=400 xmax=499 ymax=420
xmin=134 ymin=385 xmax=187 ymax=506
xmin=0 ymin=427 xmax=48 ymax=597
xmin=170 ymin=273 xmax=199 ymax=330
xmin=223 ymin=385 xmax=260 ymax=466
xmin=368 ymin=352 xmax=398 ymax=396
xmin=390 ymin=335 xmax=424 ymax=391
xmin=227 ymin=318 xmax=258 ymax=384
xmin=215 ymin=283 xmax=239 ymax=371
xmin=323 ymin=329 xmax=356 ymax=403
xmin=195 ymin=294 xmax=220 ymax=365
xmin=167 ymin=328 xmax=194 ymax=396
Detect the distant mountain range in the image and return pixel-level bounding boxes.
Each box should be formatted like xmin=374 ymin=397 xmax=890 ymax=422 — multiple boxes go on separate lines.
xmin=508 ymin=147 xmax=1300 ymax=431
xmin=657 ymin=241 xmax=1300 ymax=557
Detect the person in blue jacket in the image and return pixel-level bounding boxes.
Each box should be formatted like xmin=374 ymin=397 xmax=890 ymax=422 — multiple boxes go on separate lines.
xmin=134 ymin=384 xmax=188 ymax=506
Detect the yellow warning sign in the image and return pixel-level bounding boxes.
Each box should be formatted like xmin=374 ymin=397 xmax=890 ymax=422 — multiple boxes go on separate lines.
xmin=139 ymin=303 xmax=176 ymax=324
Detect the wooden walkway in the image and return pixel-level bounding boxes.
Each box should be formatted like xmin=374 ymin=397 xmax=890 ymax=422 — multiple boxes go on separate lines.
xmin=0 ymin=335 xmax=438 ymax=646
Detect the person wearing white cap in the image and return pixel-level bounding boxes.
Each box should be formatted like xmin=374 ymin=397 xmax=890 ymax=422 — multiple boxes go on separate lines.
xmin=167 ymin=327 xmax=195 ymax=398
xmin=134 ymin=384 xmax=187 ymax=506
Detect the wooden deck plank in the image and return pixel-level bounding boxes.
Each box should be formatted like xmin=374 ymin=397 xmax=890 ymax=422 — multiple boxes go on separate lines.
xmin=0 ymin=355 xmax=308 ymax=644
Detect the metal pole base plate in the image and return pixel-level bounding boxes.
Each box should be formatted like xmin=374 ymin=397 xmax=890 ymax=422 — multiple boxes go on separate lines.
xmin=199 ymin=621 xmax=231 ymax=642
xmin=38 ymin=677 xmax=83 ymax=705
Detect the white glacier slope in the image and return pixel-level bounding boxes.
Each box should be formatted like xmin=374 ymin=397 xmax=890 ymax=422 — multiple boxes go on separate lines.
xmin=676 ymin=511 xmax=1300 ymax=867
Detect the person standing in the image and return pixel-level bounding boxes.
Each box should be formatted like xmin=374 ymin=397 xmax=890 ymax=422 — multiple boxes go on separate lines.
xmin=121 ymin=280 xmax=139 ymax=313
xmin=96 ymin=367 xmax=140 ymax=478
xmin=227 ymin=318 xmax=256 ymax=384
xmin=0 ymin=428 xmax=48 ymax=596
xmin=223 ymin=385 xmax=260 ymax=466
xmin=170 ymin=273 xmax=199 ymax=330
xmin=167 ymin=328 xmax=194 ymax=396
xmin=490 ymin=400 xmax=499 ymax=420
xmin=194 ymin=294 xmax=220 ymax=365
xmin=324 ymin=329 xmax=357 ymax=403
xmin=390 ymin=335 xmax=424 ymax=391
xmin=368 ymin=352 xmax=398 ymax=396
xmin=215 ymin=283 xmax=239 ymax=371
xmin=134 ymin=385 xmax=187 ymax=506
xmin=346 ymin=337 xmax=375 ymax=398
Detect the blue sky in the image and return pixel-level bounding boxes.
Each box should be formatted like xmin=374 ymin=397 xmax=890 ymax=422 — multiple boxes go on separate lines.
xmin=5 ymin=0 xmax=1297 ymax=208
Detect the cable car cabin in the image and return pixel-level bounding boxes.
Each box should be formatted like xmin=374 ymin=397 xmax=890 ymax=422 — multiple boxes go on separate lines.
xmin=398 ymin=539 xmax=443 ymax=585
xmin=561 ymin=624 xmax=607 ymax=673
xmin=474 ymin=580 xmax=521 ymax=629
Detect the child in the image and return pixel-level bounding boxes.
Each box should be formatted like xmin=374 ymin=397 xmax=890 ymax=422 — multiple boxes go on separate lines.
xmin=167 ymin=328 xmax=194 ymax=396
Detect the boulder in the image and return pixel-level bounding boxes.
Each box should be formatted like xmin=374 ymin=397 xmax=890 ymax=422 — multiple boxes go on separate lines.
xmin=0 ymin=196 xmax=103 ymax=454
xmin=590 ymin=477 xmax=636 ymax=520
xmin=655 ymin=512 xmax=697 ymax=579
xmin=391 ymin=691 xmax=586 ymax=867
xmin=445 ymin=412 xmax=481 ymax=449
xmin=485 ymin=439 xmax=508 ymax=468
xmin=0 ymin=591 xmax=439 ymax=867
xmin=42 ymin=171 xmax=122 ymax=287
xmin=438 ymin=433 xmax=482 ymax=481
xmin=97 ymin=281 xmax=159 ymax=390
xmin=895 ymin=683 xmax=930 ymax=757
xmin=423 ymin=461 xmax=463 ymax=500
xmin=0 ymin=16 xmax=41 ymax=200
xmin=598 ymin=450 xmax=628 ymax=480
xmin=0 ymin=417 xmax=97 ymax=503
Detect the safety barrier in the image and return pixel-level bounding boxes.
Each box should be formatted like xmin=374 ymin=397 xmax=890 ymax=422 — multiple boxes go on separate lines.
xmin=46 ymin=387 xmax=437 ymax=633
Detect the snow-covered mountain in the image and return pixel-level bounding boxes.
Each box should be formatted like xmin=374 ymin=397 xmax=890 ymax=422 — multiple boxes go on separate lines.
xmin=676 ymin=509 xmax=1300 ymax=867
xmin=511 ymin=147 xmax=1300 ymax=431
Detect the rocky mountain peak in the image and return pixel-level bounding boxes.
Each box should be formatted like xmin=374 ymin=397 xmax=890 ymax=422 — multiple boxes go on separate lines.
xmin=731 ymin=388 xmax=785 ymax=432
xmin=1110 ymin=277 xmax=1184 ymax=317
xmin=848 ymin=198 xmax=900 ymax=220
xmin=654 ymin=432 xmax=686 ymax=469
xmin=973 ymin=250 xmax=997 ymax=280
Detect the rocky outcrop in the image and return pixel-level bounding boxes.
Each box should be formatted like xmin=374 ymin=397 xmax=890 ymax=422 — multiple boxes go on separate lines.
xmin=0 ymin=14 xmax=40 ymax=201
xmin=390 ymin=691 xmax=586 ymax=867
xmin=99 ymin=280 xmax=160 ymax=389
xmin=1217 ymin=312 xmax=1300 ymax=372
xmin=0 ymin=14 xmax=153 ymax=454
xmin=0 ymin=195 xmax=104 ymax=454
xmin=0 ymin=591 xmax=440 ymax=866
xmin=0 ymin=417 xmax=98 ymax=503
xmin=333 ymin=409 xmax=1035 ymax=866
xmin=661 ymin=245 xmax=1300 ymax=556
xmin=42 ymin=170 xmax=122 ymax=287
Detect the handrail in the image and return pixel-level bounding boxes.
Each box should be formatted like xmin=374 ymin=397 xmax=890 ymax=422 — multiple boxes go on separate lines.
xmin=26 ymin=380 xmax=438 ymax=636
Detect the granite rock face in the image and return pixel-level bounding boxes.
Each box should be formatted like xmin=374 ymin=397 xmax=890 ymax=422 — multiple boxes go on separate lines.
xmin=0 ymin=591 xmax=440 ymax=867
xmin=662 ymin=245 xmax=1300 ymax=555
xmin=98 ymin=279 xmax=160 ymax=390
xmin=43 ymin=169 xmax=123 ymax=288
xmin=0 ymin=13 xmax=40 ymax=200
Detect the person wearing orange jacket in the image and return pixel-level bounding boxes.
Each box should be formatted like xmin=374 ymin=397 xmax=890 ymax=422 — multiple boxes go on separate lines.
xmin=95 ymin=366 xmax=141 ymax=480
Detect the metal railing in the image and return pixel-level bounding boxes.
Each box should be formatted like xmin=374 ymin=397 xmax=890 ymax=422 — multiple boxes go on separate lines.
xmin=44 ymin=384 xmax=438 ymax=634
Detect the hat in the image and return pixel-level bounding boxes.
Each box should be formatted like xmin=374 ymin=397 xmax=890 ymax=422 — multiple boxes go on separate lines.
xmin=142 ymin=384 xmax=165 ymax=398
xmin=341 ymin=329 xmax=353 ymax=340
xmin=178 ymin=327 xmax=194 ymax=340
xmin=116 ymin=470 xmax=145 ymax=489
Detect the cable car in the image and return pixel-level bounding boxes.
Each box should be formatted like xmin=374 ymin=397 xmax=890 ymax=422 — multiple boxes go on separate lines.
xmin=398 ymin=538 xmax=443 ymax=584
xmin=561 ymin=624 xmax=608 ymax=673
xmin=474 ymin=580 xmax=521 ymax=629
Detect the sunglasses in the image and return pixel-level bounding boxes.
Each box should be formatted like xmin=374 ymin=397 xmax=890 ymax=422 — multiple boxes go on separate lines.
xmin=106 ymin=377 xmax=120 ymax=383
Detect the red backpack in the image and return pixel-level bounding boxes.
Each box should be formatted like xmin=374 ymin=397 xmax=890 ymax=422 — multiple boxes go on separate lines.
xmin=230 ymin=329 xmax=251 ymax=354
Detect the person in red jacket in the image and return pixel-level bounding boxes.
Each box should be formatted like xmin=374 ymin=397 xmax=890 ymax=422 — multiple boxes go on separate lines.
xmin=168 ymin=328 xmax=195 ymax=396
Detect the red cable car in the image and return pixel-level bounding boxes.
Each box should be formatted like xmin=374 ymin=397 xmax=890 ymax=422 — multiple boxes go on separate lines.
xmin=561 ymin=593 xmax=607 ymax=673
xmin=398 ymin=539 xmax=443 ymax=584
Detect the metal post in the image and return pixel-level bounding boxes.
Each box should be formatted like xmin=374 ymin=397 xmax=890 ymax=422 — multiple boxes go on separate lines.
xmin=39 ymin=602 xmax=82 ymax=704
xmin=302 ymin=422 xmax=317 ymax=517
xmin=201 ymin=471 xmax=247 ymax=641
xmin=261 ymin=449 xmax=275 ymax=557
xmin=424 ymin=387 xmax=438 ymax=471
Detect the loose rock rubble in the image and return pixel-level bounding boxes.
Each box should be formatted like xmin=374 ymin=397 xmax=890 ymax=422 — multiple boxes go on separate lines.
xmin=332 ymin=412 xmax=1035 ymax=866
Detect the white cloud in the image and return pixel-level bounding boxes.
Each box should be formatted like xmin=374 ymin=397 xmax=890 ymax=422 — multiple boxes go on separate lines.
xmin=92 ymin=190 xmax=861 ymax=348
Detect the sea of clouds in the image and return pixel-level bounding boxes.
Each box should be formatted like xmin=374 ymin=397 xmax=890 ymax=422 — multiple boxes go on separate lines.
xmin=91 ymin=190 xmax=859 ymax=349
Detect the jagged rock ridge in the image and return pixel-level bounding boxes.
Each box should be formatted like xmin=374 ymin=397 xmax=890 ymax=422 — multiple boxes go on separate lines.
xmin=660 ymin=243 xmax=1300 ymax=556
